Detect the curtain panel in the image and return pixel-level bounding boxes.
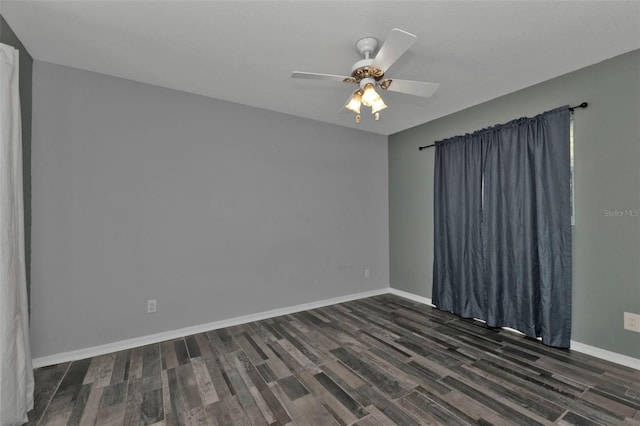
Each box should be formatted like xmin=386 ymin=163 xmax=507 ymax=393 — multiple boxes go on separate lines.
xmin=0 ymin=42 xmax=34 ymax=425
xmin=432 ymin=133 xmax=486 ymax=320
xmin=432 ymin=107 xmax=572 ymax=348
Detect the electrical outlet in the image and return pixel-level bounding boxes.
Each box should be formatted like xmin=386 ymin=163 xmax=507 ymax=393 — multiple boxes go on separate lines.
xmin=624 ymin=312 xmax=640 ymax=332
xmin=147 ymin=299 xmax=157 ymax=313
xmin=364 ymin=268 xmax=370 ymax=278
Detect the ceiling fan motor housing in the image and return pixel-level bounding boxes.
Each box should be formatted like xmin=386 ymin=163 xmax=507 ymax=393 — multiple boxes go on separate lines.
xmin=349 ymin=37 xmax=386 ymax=83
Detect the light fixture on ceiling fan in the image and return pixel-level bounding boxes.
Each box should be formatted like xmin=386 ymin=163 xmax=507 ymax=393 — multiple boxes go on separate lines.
xmin=345 ymin=81 xmax=387 ymax=122
xmin=292 ymin=29 xmax=439 ymax=123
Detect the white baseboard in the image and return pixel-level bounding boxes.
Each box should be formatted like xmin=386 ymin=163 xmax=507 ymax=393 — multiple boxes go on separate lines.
xmin=569 ymin=341 xmax=640 ymax=370
xmin=388 ymin=287 xmax=434 ymax=306
xmin=33 ymin=286 xmax=640 ymax=372
xmin=32 ymin=287 xmax=388 ymax=368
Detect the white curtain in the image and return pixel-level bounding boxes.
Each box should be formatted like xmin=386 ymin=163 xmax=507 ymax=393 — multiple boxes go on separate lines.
xmin=0 ymin=42 xmax=34 ymax=426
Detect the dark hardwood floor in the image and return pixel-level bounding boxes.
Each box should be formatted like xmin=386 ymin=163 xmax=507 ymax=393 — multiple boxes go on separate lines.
xmin=28 ymin=294 xmax=640 ymax=425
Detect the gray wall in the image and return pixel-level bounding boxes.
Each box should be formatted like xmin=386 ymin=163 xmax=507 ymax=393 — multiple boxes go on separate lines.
xmin=389 ymin=50 xmax=640 ymax=358
xmin=31 ymin=61 xmax=389 ymax=359
xmin=1 ymin=15 xmax=32 ymax=298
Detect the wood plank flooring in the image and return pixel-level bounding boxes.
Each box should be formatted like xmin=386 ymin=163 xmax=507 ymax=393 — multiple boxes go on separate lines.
xmin=28 ymin=294 xmax=640 ymax=425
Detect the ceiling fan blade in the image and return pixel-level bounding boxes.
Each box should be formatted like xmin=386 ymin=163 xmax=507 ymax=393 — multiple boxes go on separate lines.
xmin=291 ymin=71 xmax=352 ymax=82
xmin=371 ymin=28 xmax=417 ymax=72
xmin=382 ymin=79 xmax=439 ymax=98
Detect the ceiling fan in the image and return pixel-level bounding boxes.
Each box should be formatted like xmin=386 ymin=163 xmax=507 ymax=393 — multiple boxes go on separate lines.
xmin=292 ymin=28 xmax=439 ymax=123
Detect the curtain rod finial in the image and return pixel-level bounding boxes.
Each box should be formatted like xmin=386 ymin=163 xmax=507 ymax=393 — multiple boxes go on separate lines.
xmin=570 ymin=102 xmax=588 ymax=111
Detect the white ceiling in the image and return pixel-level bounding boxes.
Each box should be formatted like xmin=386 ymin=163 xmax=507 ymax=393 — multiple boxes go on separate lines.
xmin=2 ymin=1 xmax=639 ymax=135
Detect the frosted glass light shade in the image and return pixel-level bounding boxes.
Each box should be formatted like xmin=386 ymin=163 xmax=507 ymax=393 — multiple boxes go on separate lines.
xmin=371 ymin=97 xmax=387 ymax=114
xmin=345 ymin=91 xmax=362 ymax=114
xmin=361 ymin=83 xmax=379 ymax=107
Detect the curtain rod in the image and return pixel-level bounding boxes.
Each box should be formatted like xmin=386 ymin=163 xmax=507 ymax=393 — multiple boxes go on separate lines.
xmin=418 ymin=102 xmax=588 ymax=151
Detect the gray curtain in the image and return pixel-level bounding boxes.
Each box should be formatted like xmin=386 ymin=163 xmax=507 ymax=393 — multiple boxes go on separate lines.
xmin=432 ymin=134 xmax=485 ymax=320
xmin=432 ymin=107 xmax=572 ymax=348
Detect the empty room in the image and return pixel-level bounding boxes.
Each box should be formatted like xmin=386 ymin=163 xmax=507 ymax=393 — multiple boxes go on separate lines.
xmin=0 ymin=1 xmax=639 ymax=425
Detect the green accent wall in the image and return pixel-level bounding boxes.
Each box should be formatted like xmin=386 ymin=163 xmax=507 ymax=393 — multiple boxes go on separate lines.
xmin=1 ymin=15 xmax=33 ymax=300
xmin=389 ymin=50 xmax=640 ymax=358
